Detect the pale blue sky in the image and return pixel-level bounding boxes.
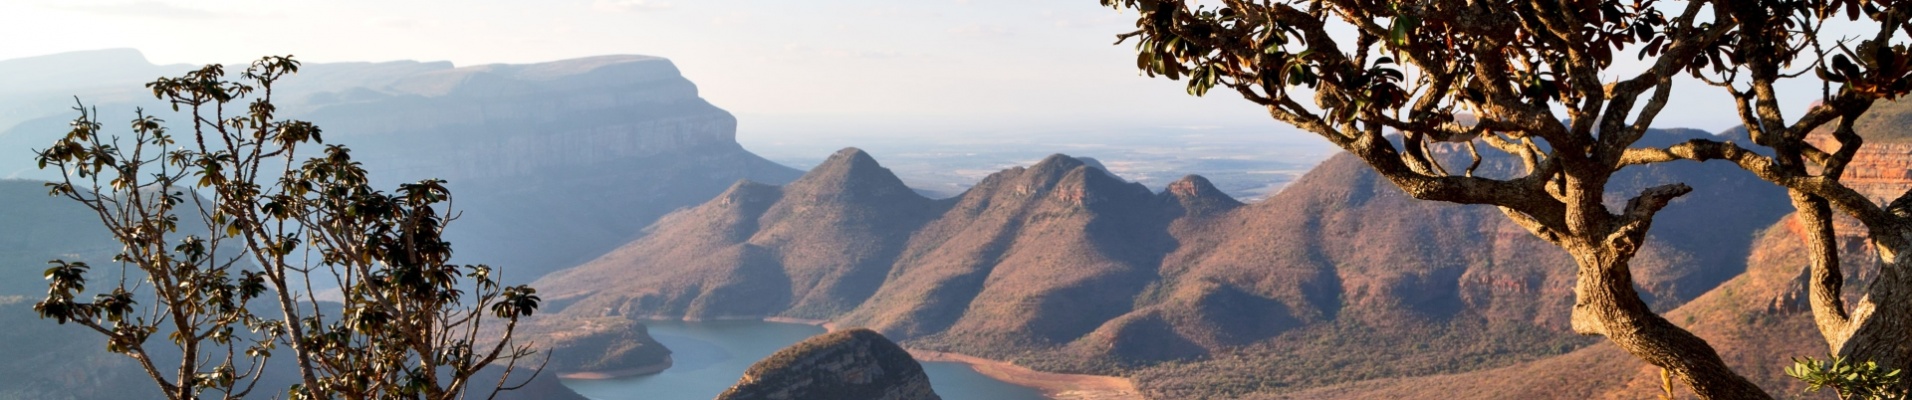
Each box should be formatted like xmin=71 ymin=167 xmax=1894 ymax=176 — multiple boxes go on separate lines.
xmin=0 ymin=0 xmax=1795 ymax=143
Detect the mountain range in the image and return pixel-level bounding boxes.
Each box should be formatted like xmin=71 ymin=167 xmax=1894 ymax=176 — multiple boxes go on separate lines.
xmin=522 ymin=124 xmax=1890 ymax=398
xmin=9 ymin=49 xmax=1912 ymax=399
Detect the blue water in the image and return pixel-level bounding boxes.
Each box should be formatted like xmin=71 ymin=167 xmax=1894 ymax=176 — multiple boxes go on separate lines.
xmin=560 ymin=320 xmax=1048 ymax=400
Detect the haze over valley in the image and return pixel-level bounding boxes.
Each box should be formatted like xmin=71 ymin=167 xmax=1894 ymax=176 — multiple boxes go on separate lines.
xmin=6 ymin=2 xmax=1912 ymax=399
xmin=6 ymin=46 xmax=1912 ymax=399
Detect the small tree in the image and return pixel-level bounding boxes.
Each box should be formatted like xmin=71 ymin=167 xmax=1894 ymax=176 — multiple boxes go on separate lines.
xmin=1788 ymin=356 xmax=1906 ymax=399
xmin=32 ymin=56 xmax=544 ymax=400
xmin=1095 ymin=0 xmax=1912 ymax=398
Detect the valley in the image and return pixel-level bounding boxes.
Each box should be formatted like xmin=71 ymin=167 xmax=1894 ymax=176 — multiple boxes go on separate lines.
xmin=2 ymin=48 xmax=1909 ymax=400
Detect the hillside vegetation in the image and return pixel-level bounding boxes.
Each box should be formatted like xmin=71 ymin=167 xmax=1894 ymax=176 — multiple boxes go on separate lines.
xmin=533 ymin=128 xmax=1799 ymax=398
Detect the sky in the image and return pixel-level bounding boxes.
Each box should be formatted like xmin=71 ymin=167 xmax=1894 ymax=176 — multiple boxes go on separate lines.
xmin=0 ymin=0 xmax=1812 ymax=145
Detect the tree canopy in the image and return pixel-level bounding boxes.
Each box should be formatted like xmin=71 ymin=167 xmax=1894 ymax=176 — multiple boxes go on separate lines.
xmin=1098 ymin=1 xmax=1912 ymax=398
xmin=32 ymin=56 xmax=544 ymax=400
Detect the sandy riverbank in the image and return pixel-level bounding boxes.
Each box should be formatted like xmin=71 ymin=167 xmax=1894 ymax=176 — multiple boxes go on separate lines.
xmin=761 ymin=316 xmax=841 ymax=331
xmin=908 ymin=349 xmax=1142 ymax=400
xmin=557 ymin=354 xmax=674 ymax=380
xmin=762 ymin=317 xmax=1142 ymax=400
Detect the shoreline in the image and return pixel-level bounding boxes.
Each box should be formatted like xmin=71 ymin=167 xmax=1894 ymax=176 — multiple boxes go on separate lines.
xmin=761 ymin=316 xmax=841 ymax=331
xmin=557 ymin=354 xmax=674 ymax=380
xmin=759 ymin=317 xmax=1142 ymax=400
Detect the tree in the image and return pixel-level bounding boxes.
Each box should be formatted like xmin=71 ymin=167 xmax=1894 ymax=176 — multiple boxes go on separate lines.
xmin=1095 ymin=0 xmax=1912 ymax=398
xmin=31 ymin=56 xmax=545 ymax=400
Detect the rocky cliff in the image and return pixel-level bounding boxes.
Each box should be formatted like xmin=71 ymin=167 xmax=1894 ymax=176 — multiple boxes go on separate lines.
xmin=290 ymin=55 xmax=802 ymax=280
xmin=717 ymin=328 xmax=941 ymax=400
xmin=0 ymin=50 xmax=804 ymax=281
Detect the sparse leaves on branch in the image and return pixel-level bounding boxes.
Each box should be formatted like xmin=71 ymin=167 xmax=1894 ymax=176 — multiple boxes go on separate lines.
xmin=31 ymin=55 xmax=544 ymax=400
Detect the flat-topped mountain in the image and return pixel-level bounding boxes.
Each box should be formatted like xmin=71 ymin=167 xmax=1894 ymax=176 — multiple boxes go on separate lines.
xmin=534 ymin=128 xmax=1794 ymax=398
xmin=0 ymin=50 xmax=803 ymax=281
xmin=717 ymin=328 xmax=941 ymax=400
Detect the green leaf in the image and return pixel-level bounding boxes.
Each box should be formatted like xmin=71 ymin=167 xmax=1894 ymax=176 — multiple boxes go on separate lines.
xmin=1388 ymin=15 xmax=1418 ymax=47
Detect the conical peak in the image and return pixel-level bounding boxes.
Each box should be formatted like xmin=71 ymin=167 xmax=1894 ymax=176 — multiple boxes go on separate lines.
xmin=1024 ymin=154 xmax=1093 ymax=183
xmin=818 ymin=147 xmax=882 ymax=172
xmin=1167 ymin=175 xmax=1223 ymax=198
xmin=1046 ymin=164 xmax=1155 ymax=208
xmin=1033 ymin=153 xmax=1086 ymax=170
xmin=793 ymin=147 xmax=889 ymax=185
xmin=1165 ymin=174 xmax=1243 ymax=216
xmin=784 ymin=147 xmax=923 ymax=204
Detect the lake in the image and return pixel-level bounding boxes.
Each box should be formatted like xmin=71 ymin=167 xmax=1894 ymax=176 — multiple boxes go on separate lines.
xmin=560 ymin=320 xmax=1049 ymax=400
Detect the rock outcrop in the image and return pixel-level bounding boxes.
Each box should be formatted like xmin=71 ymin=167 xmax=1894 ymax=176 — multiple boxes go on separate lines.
xmin=717 ymin=328 xmax=941 ymax=400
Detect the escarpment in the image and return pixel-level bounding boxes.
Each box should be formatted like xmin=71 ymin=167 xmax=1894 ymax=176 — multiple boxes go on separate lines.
xmin=0 ymin=51 xmax=804 ymax=282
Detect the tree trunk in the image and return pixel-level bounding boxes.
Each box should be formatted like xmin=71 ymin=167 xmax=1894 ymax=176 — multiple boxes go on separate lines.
xmin=1836 ymin=226 xmax=1912 ymax=379
xmin=1568 ymin=246 xmax=1773 ymax=399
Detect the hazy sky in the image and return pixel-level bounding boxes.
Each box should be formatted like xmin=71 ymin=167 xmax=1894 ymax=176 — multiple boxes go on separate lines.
xmin=0 ymin=0 xmax=1787 ymax=143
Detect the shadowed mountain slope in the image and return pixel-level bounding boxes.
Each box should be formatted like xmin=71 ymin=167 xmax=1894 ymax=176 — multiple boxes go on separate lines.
xmin=536 ymin=128 xmax=1792 ymax=397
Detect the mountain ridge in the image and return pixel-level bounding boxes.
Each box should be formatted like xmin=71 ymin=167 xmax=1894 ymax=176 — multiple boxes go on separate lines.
xmin=533 ymin=127 xmax=1794 ymax=398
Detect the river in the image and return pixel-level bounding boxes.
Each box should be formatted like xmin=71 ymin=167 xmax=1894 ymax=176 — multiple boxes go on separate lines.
xmin=560 ymin=320 xmax=1049 ymax=400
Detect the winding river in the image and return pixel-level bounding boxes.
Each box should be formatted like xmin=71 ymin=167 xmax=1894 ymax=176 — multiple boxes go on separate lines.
xmin=560 ymin=320 xmax=1048 ymax=400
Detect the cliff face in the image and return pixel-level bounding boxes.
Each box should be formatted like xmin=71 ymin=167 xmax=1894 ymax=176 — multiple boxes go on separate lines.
xmin=297 ymin=55 xmax=748 ymax=181
xmin=1810 ymin=135 xmax=1912 ymax=203
xmin=717 ymin=329 xmax=941 ymax=400
xmin=288 ymin=55 xmax=802 ymax=280
xmin=0 ymin=51 xmax=804 ymax=282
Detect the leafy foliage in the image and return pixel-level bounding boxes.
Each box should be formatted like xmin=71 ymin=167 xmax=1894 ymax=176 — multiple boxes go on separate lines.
xmin=1788 ymin=356 xmax=1907 ymax=400
xmin=30 ymin=56 xmax=543 ymax=400
xmin=1090 ymin=0 xmax=1912 ymax=398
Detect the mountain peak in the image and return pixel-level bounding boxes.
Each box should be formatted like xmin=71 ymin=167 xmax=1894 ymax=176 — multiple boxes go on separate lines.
xmin=1164 ymin=175 xmax=1242 ymax=217
xmin=777 ymin=147 xmax=923 ymax=203
xmin=1032 ymin=153 xmax=1087 ymax=170
xmin=1021 ymin=153 xmax=1098 ymax=184
xmin=821 ymin=147 xmax=882 ymax=171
